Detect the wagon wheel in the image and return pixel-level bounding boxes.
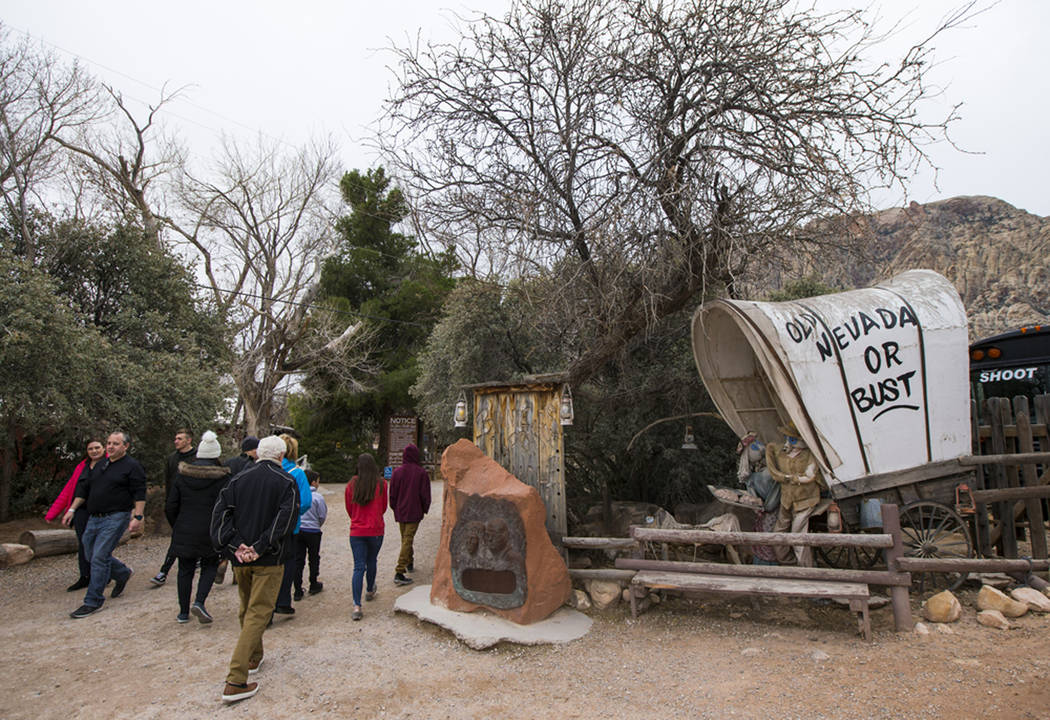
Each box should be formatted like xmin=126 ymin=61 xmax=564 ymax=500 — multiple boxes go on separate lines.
xmin=816 ymin=541 xmax=882 ymax=570
xmin=899 ymin=500 xmax=973 ymax=593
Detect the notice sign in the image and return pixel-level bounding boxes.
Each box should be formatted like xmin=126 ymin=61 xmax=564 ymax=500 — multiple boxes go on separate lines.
xmin=387 ymin=415 xmax=418 ymax=468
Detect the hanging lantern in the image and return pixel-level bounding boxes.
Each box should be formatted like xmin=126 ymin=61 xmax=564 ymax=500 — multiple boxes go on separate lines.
xmin=826 ymin=501 xmax=843 ymax=533
xmin=559 ymin=385 xmax=574 ymax=426
xmin=681 ymin=424 xmax=698 ymax=450
xmin=453 ymin=391 xmax=469 ymax=428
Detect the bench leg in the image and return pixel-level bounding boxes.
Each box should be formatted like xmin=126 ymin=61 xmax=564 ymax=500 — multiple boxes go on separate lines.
xmin=850 ymin=599 xmax=872 ymax=642
xmin=630 ymin=584 xmax=638 ymax=618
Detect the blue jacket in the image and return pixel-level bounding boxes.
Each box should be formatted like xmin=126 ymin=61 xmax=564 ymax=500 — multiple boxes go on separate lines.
xmin=282 ymin=458 xmax=311 ymax=534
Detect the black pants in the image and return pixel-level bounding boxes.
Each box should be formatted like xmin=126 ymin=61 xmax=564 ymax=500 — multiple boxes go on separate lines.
xmin=294 ymin=531 xmax=322 ymax=591
xmin=160 ymin=537 xmax=177 ymax=575
xmin=177 ymin=555 xmax=219 ymax=615
xmin=275 ymin=547 xmax=296 ymax=608
xmin=73 ymin=507 xmax=90 ymax=580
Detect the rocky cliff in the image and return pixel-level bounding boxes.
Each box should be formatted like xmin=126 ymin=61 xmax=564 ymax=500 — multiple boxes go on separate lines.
xmin=783 ymin=196 xmax=1050 ymax=340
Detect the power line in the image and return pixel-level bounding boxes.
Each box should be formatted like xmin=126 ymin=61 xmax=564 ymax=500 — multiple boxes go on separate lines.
xmin=194 ymin=281 xmax=432 ymax=329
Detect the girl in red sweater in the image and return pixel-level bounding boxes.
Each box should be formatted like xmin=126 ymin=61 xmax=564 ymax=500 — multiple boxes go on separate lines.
xmin=344 ymin=453 xmax=387 ymax=620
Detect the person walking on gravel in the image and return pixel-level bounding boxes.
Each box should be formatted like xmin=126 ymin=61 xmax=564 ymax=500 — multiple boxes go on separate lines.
xmin=165 ymin=430 xmax=230 ymax=624
xmin=66 ymin=431 xmax=145 ymax=619
xmin=210 ymin=435 xmax=297 ymax=704
xmin=150 ymin=428 xmax=196 ymax=587
xmin=388 ymin=443 xmax=430 ymax=585
xmin=345 ymin=453 xmax=387 ymax=621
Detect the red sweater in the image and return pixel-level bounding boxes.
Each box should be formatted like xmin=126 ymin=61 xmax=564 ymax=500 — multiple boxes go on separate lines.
xmin=345 ymin=477 xmax=387 ymax=537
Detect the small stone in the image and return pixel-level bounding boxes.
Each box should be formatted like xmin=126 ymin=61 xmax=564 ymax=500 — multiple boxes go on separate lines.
xmin=811 ymin=650 xmax=831 ymax=661
xmin=622 ymin=587 xmax=632 ymax=603
xmin=922 ymin=590 xmax=962 ymax=623
xmin=741 ymin=647 xmax=762 ymax=657
xmin=977 ymin=609 xmax=1011 ymax=630
xmin=977 ymin=585 xmax=1028 ymax=618
xmin=933 ymin=623 xmax=954 ymax=635
xmin=913 ymin=622 xmax=930 ymax=635
xmin=585 ymin=579 xmax=622 ymax=610
xmin=569 ymin=589 xmax=591 ymax=610
xmin=1010 ymin=587 xmax=1050 ymax=613
xmin=648 ymin=592 xmax=661 ymax=605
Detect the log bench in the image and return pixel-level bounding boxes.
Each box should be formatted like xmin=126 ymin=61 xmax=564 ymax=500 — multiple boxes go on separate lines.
xmin=630 ymin=570 xmax=872 ymax=641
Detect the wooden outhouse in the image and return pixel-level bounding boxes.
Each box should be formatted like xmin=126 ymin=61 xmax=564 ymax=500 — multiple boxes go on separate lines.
xmin=464 ymin=374 xmax=569 ymax=539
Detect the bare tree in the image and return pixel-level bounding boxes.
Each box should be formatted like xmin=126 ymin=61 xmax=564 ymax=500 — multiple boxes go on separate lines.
xmin=54 ymin=85 xmax=185 ymax=251
xmin=175 ymin=136 xmax=374 ymax=434
xmin=381 ymin=0 xmax=975 ymax=384
xmin=0 ymin=26 xmax=101 ymax=255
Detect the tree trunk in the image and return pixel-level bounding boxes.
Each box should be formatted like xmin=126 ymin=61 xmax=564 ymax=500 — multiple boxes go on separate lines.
xmin=18 ymin=529 xmax=78 ymax=557
xmin=0 ymin=423 xmax=15 ymax=523
xmin=0 ymin=543 xmax=34 ymax=568
xmin=239 ymin=379 xmax=275 ymax=437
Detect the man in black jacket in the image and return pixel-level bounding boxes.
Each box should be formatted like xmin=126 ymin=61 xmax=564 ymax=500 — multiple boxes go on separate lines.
xmin=150 ymin=428 xmax=196 ymax=586
xmin=210 ymin=435 xmax=297 ymax=704
xmin=224 ymin=435 xmax=258 ymax=477
xmin=66 ymin=431 xmax=146 ymax=618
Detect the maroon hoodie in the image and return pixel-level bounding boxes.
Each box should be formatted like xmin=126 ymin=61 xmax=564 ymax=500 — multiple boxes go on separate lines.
xmin=388 ymin=444 xmax=431 ymax=523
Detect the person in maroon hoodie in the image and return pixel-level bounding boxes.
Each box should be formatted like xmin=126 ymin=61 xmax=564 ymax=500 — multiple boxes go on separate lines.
xmin=388 ymin=444 xmax=431 ymax=586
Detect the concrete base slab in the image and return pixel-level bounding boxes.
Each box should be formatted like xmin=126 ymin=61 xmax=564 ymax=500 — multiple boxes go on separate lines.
xmin=393 ymin=585 xmax=593 ymax=650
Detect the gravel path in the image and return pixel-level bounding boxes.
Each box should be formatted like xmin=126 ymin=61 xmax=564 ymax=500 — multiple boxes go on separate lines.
xmin=2 ymin=480 xmax=1049 ymax=719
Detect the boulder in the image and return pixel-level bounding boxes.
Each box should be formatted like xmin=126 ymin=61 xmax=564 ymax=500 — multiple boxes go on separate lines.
xmin=1010 ymin=586 xmax=1050 ymax=613
xmin=977 ymin=585 xmax=1029 ymax=618
xmin=431 ymin=440 xmax=571 ymax=625
xmin=977 ymin=609 xmax=1011 ymax=630
xmin=585 ymin=579 xmax=621 ymax=610
xmin=921 ymin=590 xmax=962 ymax=623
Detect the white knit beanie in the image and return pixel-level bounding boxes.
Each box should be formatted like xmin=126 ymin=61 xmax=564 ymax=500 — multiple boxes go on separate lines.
xmin=197 ymin=430 xmax=222 ymax=459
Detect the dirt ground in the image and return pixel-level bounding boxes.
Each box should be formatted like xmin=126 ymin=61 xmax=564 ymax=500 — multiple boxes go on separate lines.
xmin=2 ymin=481 xmax=1049 ymax=720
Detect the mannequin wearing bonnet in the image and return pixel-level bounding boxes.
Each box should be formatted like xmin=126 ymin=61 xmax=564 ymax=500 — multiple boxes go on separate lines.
xmin=765 ymin=421 xmax=826 ymax=567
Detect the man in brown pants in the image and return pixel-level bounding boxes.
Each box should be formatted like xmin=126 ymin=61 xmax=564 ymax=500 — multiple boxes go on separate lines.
xmin=388 ymin=444 xmax=431 ymax=585
xmin=210 ymin=435 xmax=298 ymax=703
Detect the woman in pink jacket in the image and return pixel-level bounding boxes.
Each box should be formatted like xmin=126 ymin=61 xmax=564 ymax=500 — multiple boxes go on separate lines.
xmin=344 ymin=453 xmax=387 ymax=621
xmin=45 ymin=439 xmax=105 ymax=591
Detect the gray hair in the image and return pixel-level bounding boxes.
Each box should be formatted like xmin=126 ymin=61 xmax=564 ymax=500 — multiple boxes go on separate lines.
xmin=256 ymin=435 xmax=286 ymax=462
xmin=108 ymin=431 xmax=131 ymax=446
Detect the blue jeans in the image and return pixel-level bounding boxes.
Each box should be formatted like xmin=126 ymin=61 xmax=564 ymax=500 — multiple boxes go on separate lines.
xmin=81 ymin=511 xmax=132 ymax=607
xmin=349 ymin=535 xmax=382 ymax=606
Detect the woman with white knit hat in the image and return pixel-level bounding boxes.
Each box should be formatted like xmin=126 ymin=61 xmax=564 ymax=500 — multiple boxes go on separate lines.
xmin=164 ymin=430 xmax=231 ymax=623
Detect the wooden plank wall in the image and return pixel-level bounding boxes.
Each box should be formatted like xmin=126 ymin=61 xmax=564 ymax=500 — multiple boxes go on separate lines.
xmin=973 ymin=395 xmax=1050 ymax=559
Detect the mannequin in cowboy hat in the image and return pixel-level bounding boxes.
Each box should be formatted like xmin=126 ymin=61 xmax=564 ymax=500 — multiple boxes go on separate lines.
xmin=765 ymin=420 xmax=827 ymax=567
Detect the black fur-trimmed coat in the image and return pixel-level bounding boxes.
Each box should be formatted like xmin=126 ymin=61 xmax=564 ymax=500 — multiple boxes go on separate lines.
xmin=165 ymin=459 xmax=231 ymax=558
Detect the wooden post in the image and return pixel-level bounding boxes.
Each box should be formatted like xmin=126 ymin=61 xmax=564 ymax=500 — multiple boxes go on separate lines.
xmin=1014 ymin=396 xmax=1047 ymax=559
xmin=988 ymin=397 xmax=1017 ymax=556
xmin=881 ymin=503 xmax=913 ymax=632
xmin=971 ymin=399 xmax=993 ymax=556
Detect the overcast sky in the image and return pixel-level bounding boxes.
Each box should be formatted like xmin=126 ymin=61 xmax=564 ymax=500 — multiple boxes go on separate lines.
xmin=1 ymin=0 xmax=1046 ymax=216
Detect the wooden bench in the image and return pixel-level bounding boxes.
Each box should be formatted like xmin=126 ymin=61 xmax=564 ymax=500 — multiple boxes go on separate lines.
xmin=631 ymin=570 xmax=872 ymax=641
